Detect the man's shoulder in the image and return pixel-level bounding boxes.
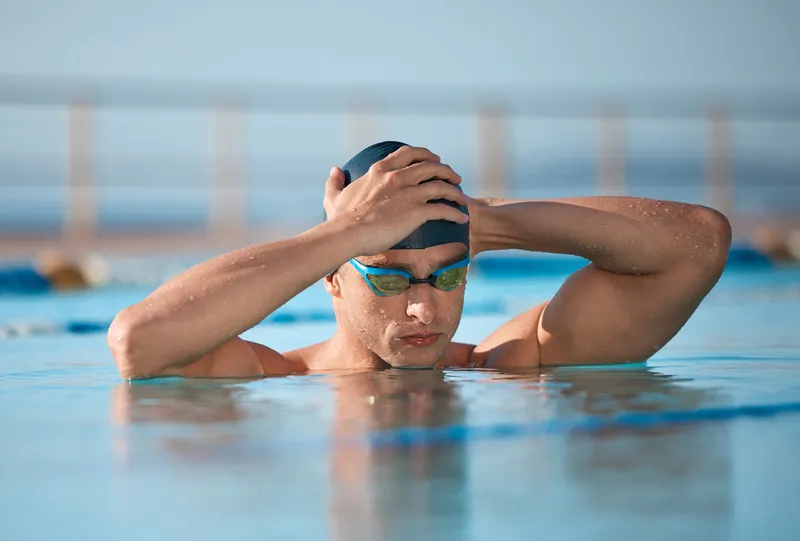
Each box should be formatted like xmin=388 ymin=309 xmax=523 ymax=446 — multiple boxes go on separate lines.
xmin=281 ymin=341 xmax=327 ymax=371
xmin=447 ymin=301 xmax=548 ymax=369
xmin=440 ymin=341 xmax=477 ymax=368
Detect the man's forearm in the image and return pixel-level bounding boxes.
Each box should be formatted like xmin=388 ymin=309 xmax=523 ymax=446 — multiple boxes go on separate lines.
xmin=471 ymin=196 xmax=731 ymax=275
xmin=108 ymin=218 xmax=362 ymax=373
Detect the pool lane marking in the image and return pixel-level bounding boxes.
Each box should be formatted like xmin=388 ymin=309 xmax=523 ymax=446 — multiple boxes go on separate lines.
xmin=186 ymin=401 xmax=800 ymax=458
xmin=357 ymin=401 xmax=800 ymax=448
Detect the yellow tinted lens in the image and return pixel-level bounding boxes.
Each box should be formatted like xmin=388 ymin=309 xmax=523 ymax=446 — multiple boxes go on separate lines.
xmin=367 ymin=273 xmax=409 ymax=295
xmin=434 ymin=267 xmax=467 ymax=290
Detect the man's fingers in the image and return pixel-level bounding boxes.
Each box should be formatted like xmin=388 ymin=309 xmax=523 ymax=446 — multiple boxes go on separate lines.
xmin=417 ymin=180 xmax=470 ymax=207
xmin=379 ymin=146 xmax=440 ymax=171
xmin=402 ymin=161 xmax=461 ymax=186
xmin=424 ymin=203 xmax=470 ymax=224
xmin=324 ymin=167 xmax=346 ymax=198
xmin=323 ymin=167 xmax=346 ymax=218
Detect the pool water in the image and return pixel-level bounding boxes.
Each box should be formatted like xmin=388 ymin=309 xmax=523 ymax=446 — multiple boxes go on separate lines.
xmin=2 ymin=264 xmax=800 ymax=540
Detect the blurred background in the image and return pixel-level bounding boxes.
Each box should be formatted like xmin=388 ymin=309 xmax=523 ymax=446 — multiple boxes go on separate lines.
xmin=1 ymin=0 xmax=799 ymax=264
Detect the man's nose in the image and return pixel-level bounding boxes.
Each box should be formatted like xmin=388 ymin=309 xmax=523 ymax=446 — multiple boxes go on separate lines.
xmin=405 ymin=285 xmax=437 ymax=325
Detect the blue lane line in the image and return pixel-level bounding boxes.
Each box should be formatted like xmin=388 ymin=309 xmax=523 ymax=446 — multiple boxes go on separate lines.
xmin=196 ymin=401 xmax=800 ymax=459
xmin=3 ymin=300 xmax=509 ymax=337
xmin=354 ymin=401 xmax=800 ymax=449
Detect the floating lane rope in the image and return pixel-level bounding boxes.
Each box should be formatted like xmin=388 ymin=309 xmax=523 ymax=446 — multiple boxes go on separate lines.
xmin=0 ymin=301 xmax=507 ymax=338
xmin=189 ymin=400 xmax=800 ymax=460
xmin=357 ymin=401 xmax=800 ymax=449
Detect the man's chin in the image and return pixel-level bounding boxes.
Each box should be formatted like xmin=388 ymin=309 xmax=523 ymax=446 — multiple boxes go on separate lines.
xmin=384 ymin=350 xmax=444 ymax=370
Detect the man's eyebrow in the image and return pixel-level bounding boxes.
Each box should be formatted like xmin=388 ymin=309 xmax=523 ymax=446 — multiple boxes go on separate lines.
xmin=363 ymin=260 xmax=415 ymax=273
xmin=363 ymin=250 xmax=468 ymax=273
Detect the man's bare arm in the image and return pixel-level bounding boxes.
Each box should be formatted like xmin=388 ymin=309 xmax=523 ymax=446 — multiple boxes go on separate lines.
xmin=469 ymin=197 xmax=731 ymax=367
xmin=108 ymin=220 xmax=363 ymax=379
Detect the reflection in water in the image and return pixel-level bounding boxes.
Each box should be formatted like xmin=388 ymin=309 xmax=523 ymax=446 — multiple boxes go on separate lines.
xmin=110 ymin=365 xmax=733 ymax=539
xmin=111 ymin=379 xmax=251 ymax=425
xmin=110 ymin=371 xmax=470 ymax=540
xmin=328 ymin=370 xmax=468 ymax=541
xmin=473 ymin=366 xmax=731 ymax=539
xmin=110 ymin=378 xmax=256 ymax=464
xmin=555 ymin=367 xmax=731 ymax=538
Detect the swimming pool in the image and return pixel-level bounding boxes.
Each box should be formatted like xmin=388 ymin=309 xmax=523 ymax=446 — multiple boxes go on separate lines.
xmin=1 ymin=259 xmax=800 ymax=540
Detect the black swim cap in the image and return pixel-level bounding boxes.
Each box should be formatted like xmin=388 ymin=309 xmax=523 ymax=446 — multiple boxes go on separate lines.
xmin=341 ymin=141 xmax=470 ymax=250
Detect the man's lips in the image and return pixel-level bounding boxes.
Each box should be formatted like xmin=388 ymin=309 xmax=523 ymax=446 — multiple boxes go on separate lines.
xmin=399 ymin=333 xmax=442 ymax=346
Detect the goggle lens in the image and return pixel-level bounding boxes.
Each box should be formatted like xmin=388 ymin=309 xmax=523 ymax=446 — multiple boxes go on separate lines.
xmin=366 ymin=266 xmax=468 ymax=296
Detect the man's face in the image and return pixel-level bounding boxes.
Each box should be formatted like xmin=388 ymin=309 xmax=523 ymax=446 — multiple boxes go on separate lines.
xmin=330 ymin=243 xmax=468 ymax=369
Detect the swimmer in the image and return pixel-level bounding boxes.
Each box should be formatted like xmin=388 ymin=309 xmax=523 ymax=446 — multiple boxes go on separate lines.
xmin=108 ymin=142 xmax=732 ymax=379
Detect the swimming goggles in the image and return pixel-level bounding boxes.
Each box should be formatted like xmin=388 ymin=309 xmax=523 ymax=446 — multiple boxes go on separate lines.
xmin=349 ymin=256 xmax=470 ymax=297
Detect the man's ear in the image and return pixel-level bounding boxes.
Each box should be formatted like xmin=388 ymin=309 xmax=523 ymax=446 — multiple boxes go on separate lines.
xmin=323 ymin=268 xmax=343 ymax=298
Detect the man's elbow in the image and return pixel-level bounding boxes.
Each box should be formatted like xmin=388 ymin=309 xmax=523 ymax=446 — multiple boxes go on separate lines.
xmin=107 ymin=308 xmax=152 ymax=380
xmin=704 ymin=207 xmax=733 ymax=249
xmin=691 ymin=205 xmax=733 ymax=270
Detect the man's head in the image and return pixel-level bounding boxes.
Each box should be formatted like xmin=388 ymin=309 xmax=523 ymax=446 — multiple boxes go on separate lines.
xmin=325 ymin=243 xmax=469 ymax=369
xmin=324 ymin=141 xmax=471 ymax=369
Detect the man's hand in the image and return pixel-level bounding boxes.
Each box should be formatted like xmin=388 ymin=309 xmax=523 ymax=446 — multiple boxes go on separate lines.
xmin=323 ymin=146 xmax=470 ymax=256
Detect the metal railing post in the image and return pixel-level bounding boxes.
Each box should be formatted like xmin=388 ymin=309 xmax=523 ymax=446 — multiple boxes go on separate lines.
xmin=65 ymin=101 xmax=95 ymax=245
xmin=347 ymin=103 xmax=378 ymax=155
xmin=707 ymin=109 xmax=733 ymax=217
xmin=477 ymin=107 xmax=509 ymax=198
xmin=597 ymin=106 xmax=627 ymax=196
xmin=210 ymin=103 xmax=245 ymax=246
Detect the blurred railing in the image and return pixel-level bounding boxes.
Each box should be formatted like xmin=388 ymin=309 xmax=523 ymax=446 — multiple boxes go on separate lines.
xmin=1 ymin=75 xmax=799 ymax=256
